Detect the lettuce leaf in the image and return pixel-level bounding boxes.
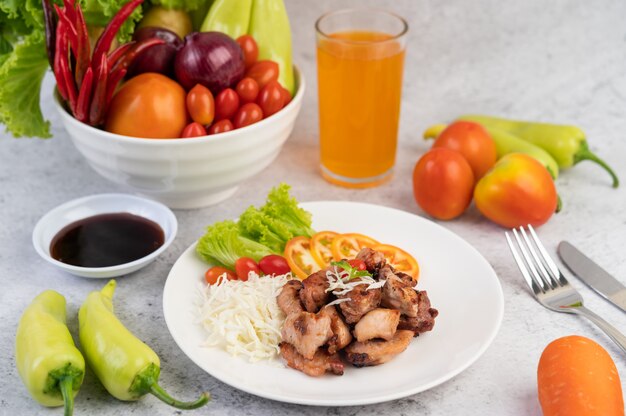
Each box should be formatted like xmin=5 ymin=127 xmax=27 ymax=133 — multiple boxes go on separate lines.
xmin=259 ymin=183 xmax=315 ymax=239
xmin=196 ymin=220 xmax=273 ymax=269
xmin=0 ymin=31 xmax=51 ymax=137
xmin=151 ymin=0 xmax=211 ymax=12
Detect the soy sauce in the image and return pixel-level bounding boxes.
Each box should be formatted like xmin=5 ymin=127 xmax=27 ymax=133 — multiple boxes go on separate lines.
xmin=50 ymin=213 xmax=164 ymax=267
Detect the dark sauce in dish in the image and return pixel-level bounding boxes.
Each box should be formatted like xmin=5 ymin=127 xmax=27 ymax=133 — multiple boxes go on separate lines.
xmin=50 ymin=213 xmax=164 ymax=267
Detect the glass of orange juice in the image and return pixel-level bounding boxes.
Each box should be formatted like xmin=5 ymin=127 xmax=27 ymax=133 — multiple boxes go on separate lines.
xmin=316 ymin=9 xmax=408 ymax=188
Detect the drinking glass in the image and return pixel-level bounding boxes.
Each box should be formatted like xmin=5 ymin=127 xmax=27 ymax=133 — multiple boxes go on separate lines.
xmin=316 ymin=9 xmax=408 ymax=188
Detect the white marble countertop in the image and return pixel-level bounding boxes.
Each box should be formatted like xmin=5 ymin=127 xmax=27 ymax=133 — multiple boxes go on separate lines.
xmin=2 ymin=0 xmax=626 ymax=414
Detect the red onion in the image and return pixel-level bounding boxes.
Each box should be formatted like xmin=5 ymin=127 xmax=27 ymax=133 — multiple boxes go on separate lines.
xmin=174 ymin=32 xmax=245 ymax=93
xmin=127 ymin=27 xmax=182 ymax=78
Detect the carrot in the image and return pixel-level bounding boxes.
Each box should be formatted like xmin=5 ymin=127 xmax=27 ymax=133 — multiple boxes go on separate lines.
xmin=537 ymin=335 xmax=624 ymax=416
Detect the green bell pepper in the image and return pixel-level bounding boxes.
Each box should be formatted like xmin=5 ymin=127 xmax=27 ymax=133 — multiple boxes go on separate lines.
xmin=248 ymin=0 xmax=294 ymax=94
xmin=15 ymin=290 xmax=85 ymax=416
xmin=201 ymin=0 xmax=252 ymax=39
xmin=459 ymin=114 xmax=619 ymax=187
xmin=78 ymin=280 xmax=210 ymax=410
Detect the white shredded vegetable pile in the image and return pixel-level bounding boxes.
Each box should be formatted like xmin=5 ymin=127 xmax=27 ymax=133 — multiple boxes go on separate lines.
xmin=197 ymin=272 xmax=292 ymax=362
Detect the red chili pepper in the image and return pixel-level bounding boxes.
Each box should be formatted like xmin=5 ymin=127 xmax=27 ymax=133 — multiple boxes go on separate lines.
xmin=74 ymin=67 xmax=94 ymax=122
xmin=42 ymin=0 xmax=57 ymax=67
xmin=53 ymin=20 xmax=68 ymax=100
xmin=54 ymin=4 xmax=78 ymax=54
xmin=88 ymin=54 xmax=109 ymax=126
xmin=61 ymin=56 xmax=77 ymax=113
xmin=107 ymin=42 xmax=135 ymax=69
xmin=62 ymin=0 xmax=77 ymax=25
xmin=92 ymin=0 xmax=143 ymax=73
xmin=74 ymin=5 xmax=90 ymax=87
xmin=56 ymin=20 xmax=78 ymax=111
xmin=110 ymin=38 xmax=164 ymax=73
xmin=105 ymin=68 xmax=127 ymax=111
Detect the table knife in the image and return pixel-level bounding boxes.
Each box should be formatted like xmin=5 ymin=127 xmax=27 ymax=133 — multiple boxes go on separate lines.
xmin=558 ymin=241 xmax=626 ymax=313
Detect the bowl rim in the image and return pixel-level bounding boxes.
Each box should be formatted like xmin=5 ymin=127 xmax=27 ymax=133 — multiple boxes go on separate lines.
xmin=32 ymin=193 xmax=178 ymax=275
xmin=53 ymin=65 xmax=305 ymax=145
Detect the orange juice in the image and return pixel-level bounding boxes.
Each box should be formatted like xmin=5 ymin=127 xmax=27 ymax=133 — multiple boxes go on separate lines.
xmin=317 ymin=30 xmax=405 ymax=187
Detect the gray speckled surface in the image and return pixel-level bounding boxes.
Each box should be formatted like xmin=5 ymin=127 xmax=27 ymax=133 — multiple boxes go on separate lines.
xmin=2 ymin=0 xmax=626 ymax=414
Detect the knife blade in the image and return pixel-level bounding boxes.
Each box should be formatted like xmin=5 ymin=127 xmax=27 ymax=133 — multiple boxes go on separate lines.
xmin=558 ymin=241 xmax=626 ymax=313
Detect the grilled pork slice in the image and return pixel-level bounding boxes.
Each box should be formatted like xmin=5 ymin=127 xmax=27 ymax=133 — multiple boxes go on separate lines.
xmin=299 ymin=270 xmax=330 ymax=313
xmin=356 ymin=247 xmax=386 ymax=273
xmin=353 ymin=308 xmax=401 ymax=342
xmin=318 ymin=305 xmax=352 ymax=354
xmin=277 ymin=280 xmax=304 ymax=316
xmin=281 ymin=311 xmax=332 ymax=359
xmin=344 ymin=330 xmax=414 ymax=367
xmin=338 ymin=281 xmax=382 ymax=324
xmin=397 ymin=290 xmax=439 ymax=336
xmin=379 ymin=266 xmax=419 ymax=317
xmin=279 ymin=343 xmax=344 ymax=376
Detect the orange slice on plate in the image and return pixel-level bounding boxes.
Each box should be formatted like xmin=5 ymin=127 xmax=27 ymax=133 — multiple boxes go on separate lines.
xmin=310 ymin=231 xmax=338 ymax=268
xmin=331 ymin=233 xmax=380 ymax=261
xmin=284 ymin=236 xmax=321 ymax=279
xmin=372 ymin=243 xmax=420 ymax=281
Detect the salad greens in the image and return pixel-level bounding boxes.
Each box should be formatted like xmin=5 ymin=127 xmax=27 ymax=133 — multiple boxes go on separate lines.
xmin=330 ymin=260 xmax=373 ymax=281
xmin=197 ymin=184 xmax=314 ymax=269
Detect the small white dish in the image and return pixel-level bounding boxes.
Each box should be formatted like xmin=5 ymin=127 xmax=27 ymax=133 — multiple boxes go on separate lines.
xmin=32 ymin=193 xmax=177 ymax=278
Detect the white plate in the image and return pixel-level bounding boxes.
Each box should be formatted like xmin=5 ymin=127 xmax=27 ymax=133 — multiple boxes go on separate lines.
xmin=162 ymin=201 xmax=503 ymax=406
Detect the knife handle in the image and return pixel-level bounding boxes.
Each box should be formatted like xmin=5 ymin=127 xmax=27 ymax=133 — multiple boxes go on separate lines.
xmin=574 ymin=306 xmax=626 ymax=355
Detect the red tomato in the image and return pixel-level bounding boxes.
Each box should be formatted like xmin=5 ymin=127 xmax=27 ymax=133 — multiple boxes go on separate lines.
xmin=214 ymin=88 xmax=239 ymax=120
xmin=205 ymin=266 xmax=237 ymax=285
xmin=281 ymin=86 xmax=292 ymax=105
xmin=181 ymin=122 xmax=206 ymax=138
xmin=259 ymin=254 xmax=291 ymax=275
xmin=347 ymin=259 xmax=366 ymax=271
xmin=233 ymin=103 xmax=263 ymax=129
xmin=235 ymin=77 xmax=260 ymax=104
xmin=208 ymin=119 xmax=234 ymax=135
xmin=236 ymin=35 xmax=259 ymax=68
xmin=234 ymin=257 xmax=260 ymax=281
xmin=186 ymin=84 xmax=215 ymax=125
xmin=105 ymin=73 xmax=186 ymax=138
xmin=256 ymin=81 xmax=284 ymax=117
xmin=433 ymin=121 xmax=497 ymax=179
xmin=475 ymin=153 xmax=558 ymax=228
xmin=412 ymin=148 xmax=475 ymax=220
xmin=245 ymin=60 xmax=279 ymax=89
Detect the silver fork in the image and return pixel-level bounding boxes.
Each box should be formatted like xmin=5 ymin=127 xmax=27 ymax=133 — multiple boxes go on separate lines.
xmin=506 ymin=225 xmax=626 ymax=354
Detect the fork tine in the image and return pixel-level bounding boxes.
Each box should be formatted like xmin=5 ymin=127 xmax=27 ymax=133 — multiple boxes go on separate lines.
xmin=519 ymin=227 xmax=557 ymax=289
xmin=527 ymin=224 xmax=567 ymax=286
xmin=506 ymin=231 xmax=543 ymax=295
xmin=512 ymin=228 xmax=551 ymax=292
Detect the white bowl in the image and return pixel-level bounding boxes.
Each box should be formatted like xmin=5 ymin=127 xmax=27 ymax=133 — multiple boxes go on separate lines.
xmin=54 ymin=68 xmax=305 ymax=209
xmin=32 ymin=193 xmax=178 ymax=278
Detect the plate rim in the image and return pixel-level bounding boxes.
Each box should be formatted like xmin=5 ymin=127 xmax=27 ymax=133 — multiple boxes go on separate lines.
xmin=162 ymin=200 xmax=504 ymax=406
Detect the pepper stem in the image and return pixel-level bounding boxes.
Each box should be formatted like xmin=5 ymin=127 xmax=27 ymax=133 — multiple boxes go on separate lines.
xmin=149 ymin=383 xmax=210 ymax=410
xmin=59 ymin=376 xmax=75 ymax=416
xmin=574 ymin=142 xmax=619 ymax=188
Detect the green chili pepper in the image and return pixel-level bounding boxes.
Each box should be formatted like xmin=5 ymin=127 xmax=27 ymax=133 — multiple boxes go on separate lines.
xmin=459 ymin=114 xmax=619 ymax=187
xmin=78 ymin=280 xmax=210 ymax=410
xmin=15 ymin=290 xmax=85 ymax=416
xmin=201 ymin=0 xmax=252 ymax=39
xmin=249 ymin=0 xmax=295 ymax=94
xmin=423 ymin=123 xmax=560 ymax=179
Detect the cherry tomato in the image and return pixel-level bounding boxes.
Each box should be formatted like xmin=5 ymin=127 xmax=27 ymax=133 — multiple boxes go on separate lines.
xmin=412 ymin=148 xmax=475 ymax=220
xmin=105 ymin=73 xmax=186 ymax=138
xmin=433 ymin=121 xmax=497 ymax=179
xmin=309 ymin=231 xmax=338 ymax=268
xmin=245 ymin=60 xmax=279 ymax=89
xmin=256 ymin=80 xmax=284 ymax=117
xmin=186 ymin=84 xmax=215 ymax=125
xmin=331 ymin=233 xmax=380 ymax=261
xmin=281 ymin=86 xmax=292 ymax=105
xmin=235 ymin=77 xmax=260 ymax=104
xmin=371 ymin=244 xmax=420 ymax=280
xmin=208 ymin=119 xmax=234 ymax=135
xmin=205 ymin=266 xmax=237 ymax=285
xmin=236 ymin=35 xmax=259 ymax=68
xmin=259 ymin=254 xmax=291 ymax=275
xmin=214 ymin=88 xmax=239 ymax=121
xmin=347 ymin=259 xmax=367 ymax=271
xmin=234 ymin=257 xmax=260 ymax=281
xmin=284 ymin=236 xmax=321 ymax=280
xmin=233 ymin=103 xmax=263 ymax=129
xmin=180 ymin=122 xmax=206 ymax=138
